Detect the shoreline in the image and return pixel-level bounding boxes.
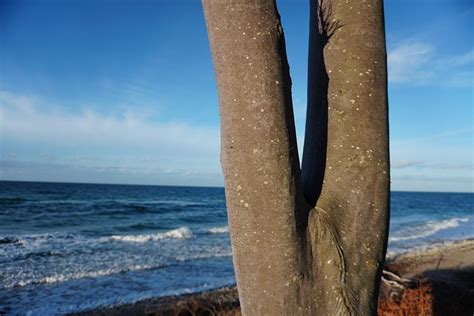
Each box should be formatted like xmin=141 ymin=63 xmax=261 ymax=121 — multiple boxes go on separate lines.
xmin=70 ymin=239 xmax=474 ymax=316
xmin=386 ymin=239 xmax=474 ymax=275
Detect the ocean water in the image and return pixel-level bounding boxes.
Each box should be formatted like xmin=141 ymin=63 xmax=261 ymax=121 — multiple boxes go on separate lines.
xmin=0 ymin=181 xmax=472 ymax=315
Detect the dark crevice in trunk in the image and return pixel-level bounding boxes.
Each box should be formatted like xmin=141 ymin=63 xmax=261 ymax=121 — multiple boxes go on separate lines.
xmin=302 ymin=0 xmax=341 ymax=207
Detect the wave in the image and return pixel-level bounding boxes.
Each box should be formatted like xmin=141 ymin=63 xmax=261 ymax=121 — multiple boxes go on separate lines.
xmin=2 ymin=226 xmax=215 ymax=254
xmin=4 ymin=227 xmax=194 ymax=247
xmin=22 ymin=250 xmax=66 ymax=259
xmin=126 ymin=222 xmax=165 ymax=230
xmin=0 ymin=237 xmax=19 ymax=245
xmin=106 ymin=227 xmax=193 ymax=243
xmin=127 ymin=204 xmax=148 ymax=212
xmin=389 ymin=217 xmax=469 ymax=242
xmin=11 ymin=263 xmax=158 ymax=288
xmin=175 ymin=251 xmax=233 ymax=262
xmin=5 ymin=247 xmax=234 ymax=289
xmin=17 ymin=232 xmax=78 ymax=242
xmin=208 ymin=226 xmax=229 ymax=234
xmin=0 ymin=197 xmax=27 ymax=204
xmin=126 ymin=200 xmax=210 ymax=207
xmin=4 ymin=248 xmax=232 ymax=289
xmin=0 ymin=232 xmax=82 ymax=248
xmin=387 ymin=238 xmax=474 ymax=259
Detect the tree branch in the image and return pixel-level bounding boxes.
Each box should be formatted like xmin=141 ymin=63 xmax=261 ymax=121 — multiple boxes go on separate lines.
xmin=202 ymin=1 xmax=308 ymax=313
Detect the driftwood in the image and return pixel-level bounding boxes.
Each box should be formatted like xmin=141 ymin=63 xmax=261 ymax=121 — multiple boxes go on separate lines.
xmin=380 ymin=269 xmax=417 ymax=301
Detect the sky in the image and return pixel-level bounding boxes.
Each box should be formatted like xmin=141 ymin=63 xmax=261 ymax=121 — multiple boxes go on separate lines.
xmin=0 ymin=0 xmax=472 ymax=192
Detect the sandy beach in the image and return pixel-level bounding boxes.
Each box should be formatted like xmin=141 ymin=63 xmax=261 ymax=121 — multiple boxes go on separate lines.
xmin=70 ymin=239 xmax=474 ymax=316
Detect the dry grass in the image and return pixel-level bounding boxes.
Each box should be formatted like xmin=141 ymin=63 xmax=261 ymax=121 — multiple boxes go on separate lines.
xmin=378 ymin=279 xmax=433 ymax=316
xmin=154 ymin=297 xmax=241 ymax=316
xmin=154 ymin=280 xmax=435 ymax=316
xmin=73 ymin=278 xmax=446 ymax=316
xmin=153 ymin=281 xmax=435 ymax=316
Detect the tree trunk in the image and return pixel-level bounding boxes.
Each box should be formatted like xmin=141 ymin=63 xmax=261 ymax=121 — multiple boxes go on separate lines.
xmin=202 ymin=0 xmax=389 ymax=315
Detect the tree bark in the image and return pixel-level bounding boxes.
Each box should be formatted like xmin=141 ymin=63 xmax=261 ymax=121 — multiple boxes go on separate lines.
xmin=202 ymin=0 xmax=389 ymax=315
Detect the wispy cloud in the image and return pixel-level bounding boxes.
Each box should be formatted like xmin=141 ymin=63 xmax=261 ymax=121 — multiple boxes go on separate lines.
xmin=392 ymin=173 xmax=473 ymax=193
xmin=0 ymin=90 xmax=222 ymax=185
xmin=429 ymin=162 xmax=473 ymax=170
xmin=388 ymin=41 xmax=473 ymax=87
xmin=388 ymin=41 xmax=434 ymax=84
xmin=445 ymin=49 xmax=474 ymax=67
xmin=391 ymin=160 xmax=473 ymax=171
xmin=0 ymin=90 xmax=219 ymax=153
xmin=392 ymin=128 xmax=473 ymax=145
xmin=391 ymin=160 xmax=425 ymax=169
xmin=0 ymin=159 xmax=222 ymax=186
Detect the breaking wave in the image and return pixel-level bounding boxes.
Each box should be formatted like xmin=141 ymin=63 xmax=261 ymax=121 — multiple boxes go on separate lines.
xmin=208 ymin=226 xmax=229 ymax=234
xmin=107 ymin=227 xmax=193 ymax=243
xmin=11 ymin=264 xmax=158 ymax=288
xmin=389 ymin=217 xmax=469 ymax=242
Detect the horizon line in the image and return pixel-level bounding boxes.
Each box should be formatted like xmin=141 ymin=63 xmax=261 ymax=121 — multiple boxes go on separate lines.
xmin=1 ymin=179 xmax=472 ymax=194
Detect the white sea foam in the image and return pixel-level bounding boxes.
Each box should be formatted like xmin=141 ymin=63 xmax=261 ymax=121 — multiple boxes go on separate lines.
xmin=131 ymin=200 xmax=208 ymax=206
xmin=11 ymin=232 xmax=84 ymax=251
xmin=387 ymin=239 xmax=474 ymax=259
xmin=389 ymin=217 xmax=469 ymax=242
xmin=208 ymin=226 xmax=229 ymax=234
xmin=12 ymin=228 xmax=194 ymax=247
xmin=16 ymin=232 xmax=77 ymax=242
xmin=12 ymin=264 xmax=156 ymax=288
xmin=107 ymin=227 xmax=193 ymax=243
xmin=175 ymin=250 xmax=233 ymax=262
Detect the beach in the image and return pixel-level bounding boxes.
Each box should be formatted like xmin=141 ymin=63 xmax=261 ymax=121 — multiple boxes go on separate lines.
xmin=1 ymin=182 xmax=473 ymax=315
xmin=70 ymin=239 xmax=474 ymax=316
xmin=2 ymin=0 xmax=473 ymax=314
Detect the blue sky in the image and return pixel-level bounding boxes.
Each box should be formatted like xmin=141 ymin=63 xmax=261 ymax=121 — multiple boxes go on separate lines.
xmin=0 ymin=0 xmax=472 ymax=192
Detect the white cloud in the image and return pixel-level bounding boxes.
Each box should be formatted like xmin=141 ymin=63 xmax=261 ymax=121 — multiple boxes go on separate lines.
xmin=390 ymin=160 xmax=473 ymax=171
xmin=445 ymin=49 xmax=474 ymax=67
xmin=0 ymin=159 xmax=223 ymax=186
xmin=388 ymin=41 xmax=434 ymax=84
xmin=392 ymin=128 xmax=473 ymax=145
xmin=0 ymin=90 xmax=222 ymax=185
xmin=388 ymin=41 xmax=473 ymax=87
xmin=391 ymin=160 xmax=425 ymax=169
xmin=429 ymin=162 xmax=473 ymax=170
xmin=392 ymin=174 xmax=473 ymax=193
xmin=0 ymin=90 xmax=219 ymax=153
xmin=1 ymin=90 xmax=472 ymax=190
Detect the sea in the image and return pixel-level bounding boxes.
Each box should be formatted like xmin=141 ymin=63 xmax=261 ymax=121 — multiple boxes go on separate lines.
xmin=0 ymin=181 xmax=473 ymax=315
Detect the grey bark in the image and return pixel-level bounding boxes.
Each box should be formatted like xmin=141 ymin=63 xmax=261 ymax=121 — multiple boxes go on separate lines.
xmin=202 ymin=0 xmax=389 ymax=315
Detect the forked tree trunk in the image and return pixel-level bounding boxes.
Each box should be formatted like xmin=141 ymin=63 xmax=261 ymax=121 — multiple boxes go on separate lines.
xmin=202 ymin=0 xmax=389 ymax=315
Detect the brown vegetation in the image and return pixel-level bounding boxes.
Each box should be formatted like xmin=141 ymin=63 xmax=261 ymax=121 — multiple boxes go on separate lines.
xmin=151 ymin=296 xmax=240 ymax=316
xmin=83 ymin=281 xmax=437 ymax=316
xmin=146 ymin=281 xmax=435 ymax=316
xmin=73 ymin=273 xmax=474 ymax=316
xmin=378 ymin=279 xmax=433 ymax=316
